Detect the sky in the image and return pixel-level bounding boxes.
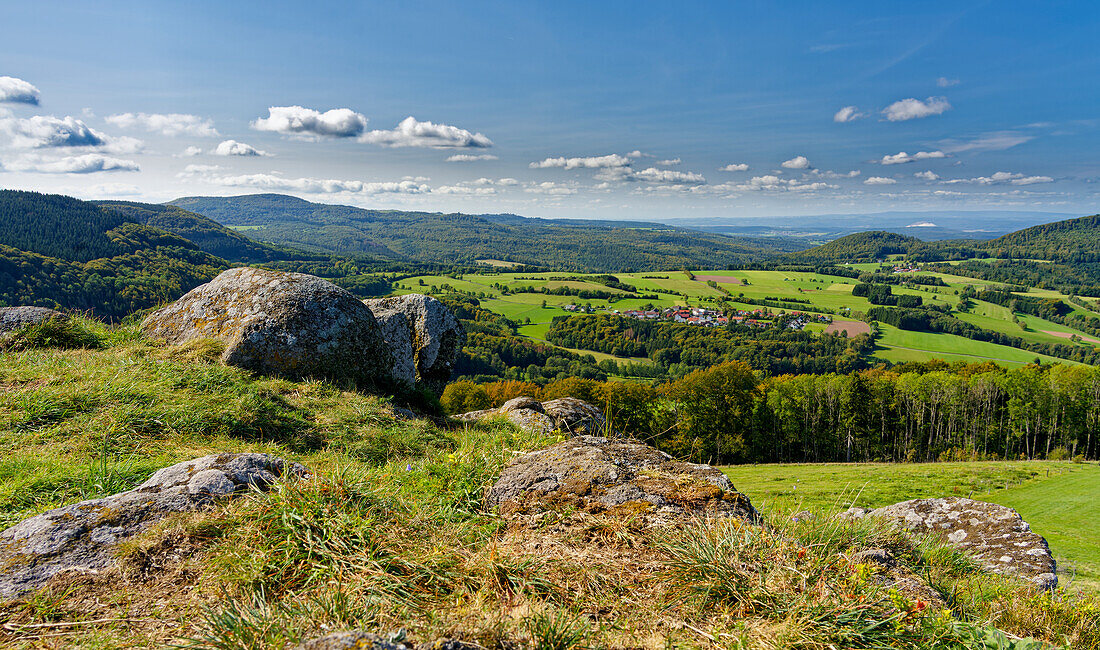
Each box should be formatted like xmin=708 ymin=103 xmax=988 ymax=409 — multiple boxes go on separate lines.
xmin=1 ymin=0 xmax=1098 ymax=220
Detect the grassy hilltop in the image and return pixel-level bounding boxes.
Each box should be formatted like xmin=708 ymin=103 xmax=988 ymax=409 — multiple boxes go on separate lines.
xmin=1 ymin=319 xmax=1099 ymax=648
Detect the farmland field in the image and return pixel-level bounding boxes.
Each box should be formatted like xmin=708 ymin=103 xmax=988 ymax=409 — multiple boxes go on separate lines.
xmin=393 ymin=264 xmax=1100 ymax=368
xmin=721 ymin=461 xmax=1100 ymax=593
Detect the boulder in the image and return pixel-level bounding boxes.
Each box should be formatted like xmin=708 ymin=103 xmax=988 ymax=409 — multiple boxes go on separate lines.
xmin=142 ymin=268 xmax=410 ymax=389
xmin=0 ymin=453 xmax=307 ymax=601
xmin=486 ymin=435 xmax=759 ymax=522
xmin=363 ymin=294 xmax=464 ymax=394
xmin=842 ymin=497 xmax=1057 ymax=589
xmin=456 ymin=397 xmax=611 ymax=436
xmin=0 ymin=306 xmax=66 ymax=333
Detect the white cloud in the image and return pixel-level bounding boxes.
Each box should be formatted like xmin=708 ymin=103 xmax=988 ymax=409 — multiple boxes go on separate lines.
xmin=0 ymin=76 xmax=40 ymax=105
xmin=811 ymin=169 xmax=861 ymax=179
xmin=497 ymin=177 xmax=519 ymax=186
xmin=942 ymin=171 xmax=1055 ymax=186
xmin=914 ymin=171 xmax=940 ymax=181
xmin=882 ymin=96 xmax=951 ymax=121
xmin=656 ymin=158 xmax=681 ymax=166
xmin=0 ymin=115 xmax=107 ymax=148
xmin=106 ymin=112 xmax=218 ymax=137
xmin=252 ymin=105 xmax=368 ymax=138
xmin=212 ymin=139 xmax=269 ymax=156
xmin=781 ymin=155 xmax=811 ymax=169
xmin=197 ymin=171 xmax=430 ymax=195
xmin=8 ymin=153 xmax=140 ymax=174
xmin=446 ymin=153 xmax=498 ymax=162
xmin=433 ymin=184 xmax=498 ymax=196
xmin=880 ymin=150 xmax=947 ymax=165
xmin=717 ymin=174 xmax=835 ymax=193
xmin=720 ymin=163 xmax=749 ymax=172
xmin=359 ymin=116 xmax=492 ymax=148
xmin=630 ymin=168 xmax=705 ymax=184
xmin=530 ymin=154 xmax=631 ymax=169
xmin=524 ymin=181 xmax=577 ymax=195
xmin=179 ymin=164 xmax=224 ymax=175
xmin=181 ymin=145 xmax=203 ymax=157
xmin=864 ymin=176 xmax=897 ymax=185
xmin=936 ymin=77 xmax=960 ymax=88
xmin=833 ymin=106 xmax=863 ymax=123
xmin=402 ymin=175 xmax=431 ymax=182
xmin=84 ymin=183 xmax=142 ymax=196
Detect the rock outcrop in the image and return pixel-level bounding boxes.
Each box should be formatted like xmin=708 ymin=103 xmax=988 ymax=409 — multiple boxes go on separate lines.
xmin=363 ymin=294 xmax=465 ymax=394
xmin=486 ymin=435 xmax=758 ymax=522
xmin=0 ymin=306 xmax=66 ymax=333
xmin=0 ymin=453 xmax=307 ymax=600
xmin=142 ymin=268 xmax=410 ymax=389
xmin=456 ymin=396 xmax=611 ymax=436
xmin=842 ymin=497 xmax=1057 ymax=589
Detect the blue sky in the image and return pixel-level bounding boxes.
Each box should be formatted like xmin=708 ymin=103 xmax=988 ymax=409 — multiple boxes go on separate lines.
xmin=1 ymin=0 xmax=1098 ymax=219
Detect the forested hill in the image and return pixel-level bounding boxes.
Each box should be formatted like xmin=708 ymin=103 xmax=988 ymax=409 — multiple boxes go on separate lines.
xmin=0 ymin=190 xmax=228 ymax=319
xmin=94 ymin=200 xmax=306 ymax=263
xmin=980 ymin=214 xmax=1100 ymax=263
xmin=785 ymin=231 xmax=923 ymax=263
xmin=169 ymin=194 xmax=805 ymax=271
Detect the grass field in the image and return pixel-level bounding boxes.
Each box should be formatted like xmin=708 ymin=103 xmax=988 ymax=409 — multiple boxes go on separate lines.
xmin=721 ymin=461 xmax=1100 ymax=593
xmin=393 ymin=265 xmax=1100 ymax=369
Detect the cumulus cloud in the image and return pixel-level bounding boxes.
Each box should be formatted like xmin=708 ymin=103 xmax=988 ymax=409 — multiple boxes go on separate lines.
xmin=717 ymin=175 xmax=835 ymax=193
xmin=833 ymin=106 xmax=863 ymax=123
xmin=942 ymin=171 xmax=1054 ymax=186
xmin=8 ymin=153 xmax=140 ymax=174
xmin=524 ymin=181 xmax=577 ymax=195
xmin=530 ymin=154 xmax=631 ymax=170
xmin=880 ymin=150 xmax=947 ymax=165
xmin=630 ymin=168 xmax=705 ymax=184
xmin=252 ymin=105 xmax=368 ymax=138
xmin=937 ymin=77 xmax=960 ymax=87
xmin=882 ymin=96 xmax=951 ymax=121
xmin=497 ymin=177 xmax=519 ymax=186
xmin=212 ymin=139 xmax=269 ymax=156
xmin=781 ymin=155 xmax=811 ymax=169
xmin=864 ymin=176 xmax=897 ymax=185
xmin=106 ymin=112 xmax=218 ymax=137
xmin=720 ymin=163 xmax=749 ymax=172
xmin=359 ymin=116 xmax=492 ymax=148
xmin=656 ymin=158 xmax=681 ymax=166
xmin=181 ymin=145 xmax=203 ymax=157
xmin=198 ymin=172 xmax=430 ymax=195
xmin=0 ymin=76 xmax=40 ymax=105
xmin=0 ymin=115 xmax=107 ymax=148
xmin=914 ymin=170 xmax=940 ymax=181
xmin=446 ymin=153 xmax=498 ymax=162
xmin=811 ymin=169 xmax=861 ymax=179
xmin=433 ymin=184 xmax=498 ymax=196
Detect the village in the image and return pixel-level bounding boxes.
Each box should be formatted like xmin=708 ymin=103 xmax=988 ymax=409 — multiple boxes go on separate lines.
xmin=559 ymin=304 xmax=833 ymax=330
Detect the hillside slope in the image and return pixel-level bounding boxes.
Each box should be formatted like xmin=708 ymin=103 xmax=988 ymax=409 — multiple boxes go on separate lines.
xmin=95 ymin=200 xmax=308 ymax=263
xmin=787 ymin=231 xmax=922 ymax=263
xmin=170 ymin=193 xmax=806 ymax=271
xmin=0 ymin=190 xmax=229 ymax=318
xmin=982 ymin=213 xmax=1100 ymax=262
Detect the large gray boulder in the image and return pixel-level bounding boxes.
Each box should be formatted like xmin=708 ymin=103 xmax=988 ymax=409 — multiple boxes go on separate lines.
xmin=486 ymin=435 xmax=759 ymax=522
xmin=143 ymin=268 xmax=411 ymax=390
xmin=0 ymin=306 xmax=65 ymax=333
xmin=843 ymin=497 xmax=1057 ymax=589
xmin=362 ymin=294 xmax=464 ymax=394
xmin=456 ymin=396 xmax=611 ymax=436
xmin=0 ymin=453 xmax=308 ymax=601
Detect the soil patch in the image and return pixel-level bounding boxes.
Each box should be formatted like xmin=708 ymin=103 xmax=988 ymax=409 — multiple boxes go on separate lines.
xmin=694 ymin=275 xmax=741 ymax=285
xmin=824 ymin=320 xmax=870 ymax=338
xmin=1042 ymin=330 xmax=1100 ymax=345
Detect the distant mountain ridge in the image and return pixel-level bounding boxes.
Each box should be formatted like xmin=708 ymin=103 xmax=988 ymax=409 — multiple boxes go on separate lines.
xmin=168 ymin=193 xmax=806 ymax=271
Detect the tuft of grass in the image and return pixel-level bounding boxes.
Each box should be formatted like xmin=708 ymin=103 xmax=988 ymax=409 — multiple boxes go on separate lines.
xmin=524 ymin=608 xmax=592 ymax=650
xmin=0 ymin=315 xmax=102 ymax=352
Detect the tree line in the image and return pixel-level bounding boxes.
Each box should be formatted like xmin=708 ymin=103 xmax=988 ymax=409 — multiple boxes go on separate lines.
xmin=443 ymin=360 xmax=1100 ymax=465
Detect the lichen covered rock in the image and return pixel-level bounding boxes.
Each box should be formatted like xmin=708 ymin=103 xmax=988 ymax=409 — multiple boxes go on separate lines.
xmin=143 ymin=267 xmax=408 ymax=389
xmin=0 ymin=306 xmax=65 ymax=333
xmin=486 ymin=435 xmax=759 ymax=522
xmin=456 ymin=396 xmax=611 ymax=436
xmin=0 ymin=453 xmax=307 ymax=600
xmin=843 ymin=497 xmax=1057 ymax=589
xmin=363 ymin=294 xmax=464 ymax=394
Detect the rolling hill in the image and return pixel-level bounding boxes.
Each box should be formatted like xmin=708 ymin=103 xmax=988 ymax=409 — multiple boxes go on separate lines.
xmin=0 ymin=190 xmax=229 ymax=319
xmin=169 ymin=193 xmax=806 ymax=271
xmin=786 ymin=231 xmax=923 ymax=263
